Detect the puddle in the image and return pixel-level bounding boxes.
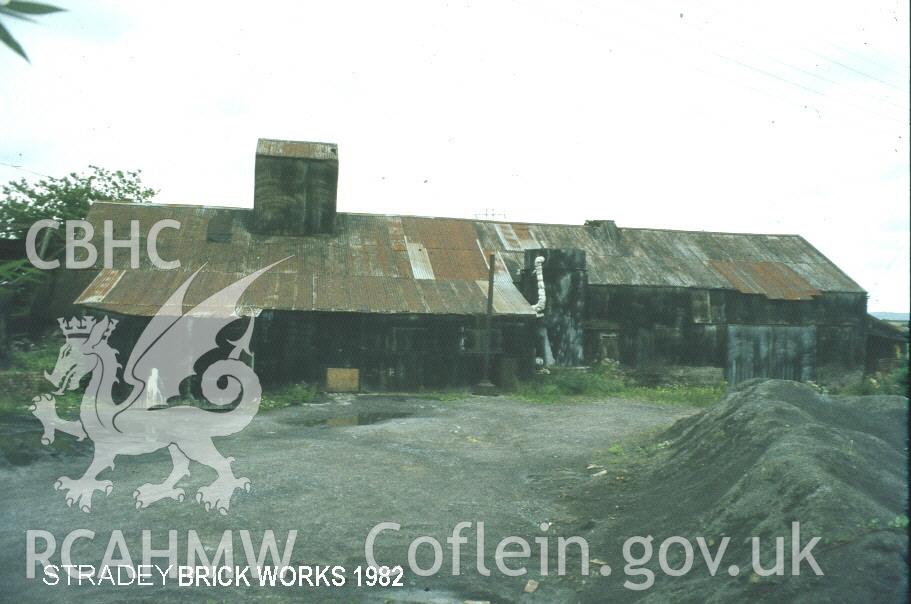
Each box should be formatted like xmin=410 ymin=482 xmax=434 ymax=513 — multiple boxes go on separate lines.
xmin=290 ymin=412 xmax=413 ymax=428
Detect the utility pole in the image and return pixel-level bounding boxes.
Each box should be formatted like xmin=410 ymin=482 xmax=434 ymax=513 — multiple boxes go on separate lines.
xmin=474 ymin=252 xmax=497 ymax=395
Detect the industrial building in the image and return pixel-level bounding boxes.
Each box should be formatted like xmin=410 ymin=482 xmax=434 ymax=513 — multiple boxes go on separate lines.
xmin=67 ymin=139 xmax=876 ymax=391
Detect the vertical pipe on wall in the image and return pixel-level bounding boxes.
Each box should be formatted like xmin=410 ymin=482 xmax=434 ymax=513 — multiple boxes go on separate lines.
xmin=474 ymin=253 xmax=497 ymax=394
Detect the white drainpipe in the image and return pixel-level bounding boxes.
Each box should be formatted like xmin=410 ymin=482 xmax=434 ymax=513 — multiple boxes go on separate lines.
xmin=531 ymin=256 xmax=546 ymax=317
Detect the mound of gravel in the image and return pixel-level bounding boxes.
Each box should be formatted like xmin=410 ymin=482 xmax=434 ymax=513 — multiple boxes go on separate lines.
xmin=578 ymin=379 xmax=908 ymax=603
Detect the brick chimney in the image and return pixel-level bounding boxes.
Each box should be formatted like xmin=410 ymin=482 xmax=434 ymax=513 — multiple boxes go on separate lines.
xmin=252 ymin=139 xmax=338 ymax=235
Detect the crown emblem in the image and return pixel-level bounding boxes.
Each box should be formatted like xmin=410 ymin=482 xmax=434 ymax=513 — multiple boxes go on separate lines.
xmin=57 ymin=316 xmax=117 ymax=340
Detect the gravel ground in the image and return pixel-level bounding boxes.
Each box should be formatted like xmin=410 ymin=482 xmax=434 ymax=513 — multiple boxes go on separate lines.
xmin=0 ymin=394 xmax=694 ymax=603
xmin=573 ymin=380 xmax=909 ymax=604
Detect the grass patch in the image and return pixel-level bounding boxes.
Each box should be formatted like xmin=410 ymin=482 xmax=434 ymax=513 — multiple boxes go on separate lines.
xmin=613 ymin=383 xmax=728 ymax=407
xmin=0 ymin=337 xmax=71 ymax=416
xmin=6 ymin=336 xmax=60 ymax=373
xmin=516 ymin=363 xmax=726 ymax=407
xmin=606 ymin=443 xmax=625 ymax=456
xmin=260 ymin=382 xmax=321 ymax=410
xmin=830 ymin=362 xmax=908 ymax=397
xmin=516 ymin=366 xmax=625 ymax=403
xmin=0 ymin=389 xmax=83 ymax=419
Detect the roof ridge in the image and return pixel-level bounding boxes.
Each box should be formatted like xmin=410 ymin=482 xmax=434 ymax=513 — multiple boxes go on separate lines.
xmin=619 ymin=226 xmax=803 ymax=238
xmin=91 ymin=200 xmax=252 ymax=211
xmin=341 ymin=211 xmax=584 ymax=227
xmin=92 ymin=202 xmax=808 ymax=238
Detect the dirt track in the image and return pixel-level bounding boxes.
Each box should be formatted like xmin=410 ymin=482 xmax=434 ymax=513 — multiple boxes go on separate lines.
xmin=2 ymin=383 xmax=906 ymax=603
xmin=0 ymin=394 xmax=694 ymax=603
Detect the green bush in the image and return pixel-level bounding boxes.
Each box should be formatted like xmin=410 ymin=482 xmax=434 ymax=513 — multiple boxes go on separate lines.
xmin=260 ymin=382 xmax=321 ymax=410
xmin=8 ymin=337 xmax=61 ymax=373
xmin=879 ymin=362 xmax=909 ymax=395
xmin=834 ymin=362 xmax=908 ymax=397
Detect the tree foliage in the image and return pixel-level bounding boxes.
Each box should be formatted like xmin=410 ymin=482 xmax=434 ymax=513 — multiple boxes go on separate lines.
xmin=0 ymin=0 xmax=64 ymax=62
xmin=0 ymin=166 xmax=156 ymax=301
xmin=1 ymin=165 xmax=157 ymax=240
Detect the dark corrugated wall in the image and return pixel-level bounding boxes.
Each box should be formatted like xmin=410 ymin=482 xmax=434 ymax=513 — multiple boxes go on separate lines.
xmin=725 ymin=324 xmax=817 ymax=383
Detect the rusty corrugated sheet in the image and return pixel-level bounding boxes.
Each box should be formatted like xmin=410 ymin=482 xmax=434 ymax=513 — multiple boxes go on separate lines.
xmin=79 ymin=271 xmax=538 ymax=317
xmin=75 ymin=269 xmax=125 ymax=304
xmin=709 ymin=261 xmax=819 ymax=300
xmin=256 ymin=139 xmax=337 ymax=160
xmin=74 ymin=202 xmax=863 ymax=318
xmin=494 ymin=223 xmax=524 ymax=251
xmin=474 ymin=280 xmax=542 ymax=315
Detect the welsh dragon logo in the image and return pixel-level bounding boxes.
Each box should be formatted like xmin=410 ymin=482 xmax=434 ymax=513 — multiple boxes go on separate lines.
xmin=28 ymin=259 xmax=288 ymax=515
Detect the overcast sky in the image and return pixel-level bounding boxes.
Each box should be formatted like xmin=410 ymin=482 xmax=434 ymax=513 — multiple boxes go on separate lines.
xmin=1 ymin=1 xmax=908 ymax=311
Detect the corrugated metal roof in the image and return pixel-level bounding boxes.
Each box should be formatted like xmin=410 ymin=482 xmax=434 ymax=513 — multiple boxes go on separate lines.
xmin=73 ymin=202 xmax=864 ymax=317
xmin=75 ymin=271 xmax=538 ymax=317
xmin=405 ymin=241 xmax=435 ymax=280
xmin=709 ymin=261 xmax=819 ymax=300
xmin=75 ymin=204 xmax=540 ymax=317
xmin=77 ymin=269 xmax=125 ymax=304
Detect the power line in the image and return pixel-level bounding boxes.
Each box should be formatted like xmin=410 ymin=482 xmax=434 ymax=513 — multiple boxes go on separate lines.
xmin=0 ymin=161 xmax=50 ymax=178
xmin=676 ymin=4 xmax=909 ymax=112
xmin=688 ymin=3 xmax=909 ymax=96
xmin=605 ymin=2 xmax=910 ymax=126
xmin=714 ymin=52 xmax=907 ymax=125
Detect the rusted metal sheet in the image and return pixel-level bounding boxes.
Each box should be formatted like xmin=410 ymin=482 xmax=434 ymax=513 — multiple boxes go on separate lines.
xmin=710 ymin=261 xmax=819 ymax=300
xmin=75 ymin=269 xmax=125 ymax=304
xmin=475 ymin=280 xmax=536 ymax=315
xmin=510 ymin=223 xmax=540 ymax=249
xmin=75 ymin=203 xmax=863 ymax=317
xmin=402 ymin=216 xmax=465 ymax=249
xmin=426 ymin=248 xmax=488 ymax=281
xmin=590 ymin=227 xmax=861 ymax=295
xmin=494 ymin=223 xmax=524 ymax=251
xmin=256 ymin=139 xmax=337 ymax=160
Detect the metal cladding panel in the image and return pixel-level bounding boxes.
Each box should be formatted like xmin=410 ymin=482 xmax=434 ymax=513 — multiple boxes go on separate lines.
xmin=78 ymin=270 xmax=520 ymax=317
xmin=268 ymin=274 xmax=296 ymax=311
xmin=786 ymin=262 xmax=861 ymax=293
xmin=492 ymin=252 xmax=515 ymax=283
xmin=75 ymin=269 xmax=125 ymax=304
xmin=256 ymin=139 xmax=337 ymax=160
xmin=497 ymin=251 xmax=525 ymax=280
xmin=448 ymin=281 xmax=481 ymax=314
xmin=494 ymin=223 xmax=524 ymax=251
xmin=192 ymin=273 xmax=235 ymax=307
xmin=398 ymin=280 xmax=427 ymax=314
xmin=510 ymin=223 xmax=541 ymax=249
xmin=317 ymin=273 xmax=350 ymax=312
xmin=594 ymin=227 xmax=863 ymax=295
xmin=402 ymin=216 xmax=479 ymax=250
xmin=346 ymin=276 xmax=376 ymax=312
xmin=361 ymin=277 xmax=391 ymax=312
xmin=476 ymin=280 xmax=537 ymax=316
xmin=76 ymin=203 xmax=864 ymax=318
xmin=426 ymin=248 xmax=489 ymax=281
xmin=405 ymin=242 xmax=435 ymax=280
xmin=245 ymin=272 xmax=277 ymax=310
xmin=417 ymin=281 xmax=448 ymax=314
xmin=709 ymin=261 xmax=820 ymax=300
xmin=80 ymin=270 xmax=197 ymax=316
